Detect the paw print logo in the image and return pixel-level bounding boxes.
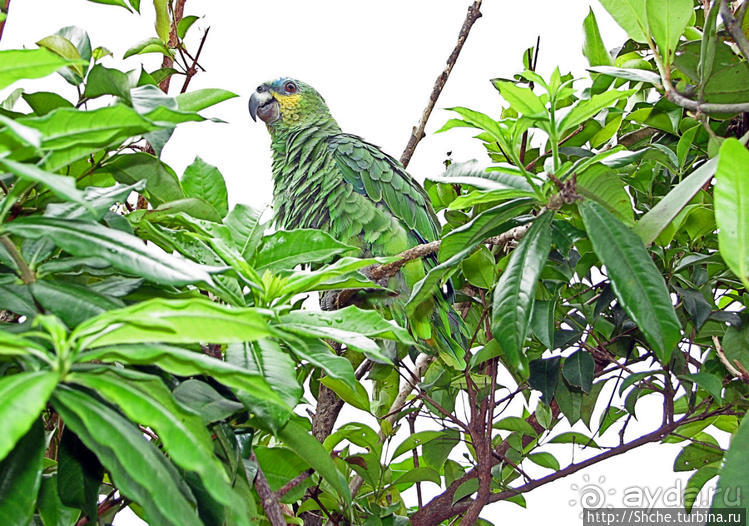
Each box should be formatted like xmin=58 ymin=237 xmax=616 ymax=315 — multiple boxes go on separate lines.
xmin=569 ymin=474 xmax=616 ymax=516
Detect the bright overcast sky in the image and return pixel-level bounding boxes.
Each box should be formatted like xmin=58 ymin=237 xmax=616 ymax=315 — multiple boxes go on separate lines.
xmin=1 ymin=1 xmax=721 ymax=523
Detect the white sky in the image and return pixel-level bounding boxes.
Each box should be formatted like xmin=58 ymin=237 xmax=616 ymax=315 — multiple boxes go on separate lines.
xmin=1 ymin=1 xmax=725 ymax=524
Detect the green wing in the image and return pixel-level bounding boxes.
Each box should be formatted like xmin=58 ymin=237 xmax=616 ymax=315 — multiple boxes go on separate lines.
xmin=328 ymin=134 xmax=440 ymax=244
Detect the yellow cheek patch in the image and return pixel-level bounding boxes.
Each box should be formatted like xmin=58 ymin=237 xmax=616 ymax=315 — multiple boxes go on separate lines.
xmin=272 ymin=93 xmax=302 ymax=124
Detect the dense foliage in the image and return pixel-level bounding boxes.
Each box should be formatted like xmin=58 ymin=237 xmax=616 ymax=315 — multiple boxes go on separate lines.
xmin=0 ymin=0 xmax=747 ymax=525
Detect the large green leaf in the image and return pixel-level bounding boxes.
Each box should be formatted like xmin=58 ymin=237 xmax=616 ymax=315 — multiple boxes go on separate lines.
xmin=68 ymin=368 xmax=251 ymax=525
xmin=598 ymin=0 xmax=649 ymax=43
xmin=491 ymin=212 xmax=553 ymax=374
xmin=0 ymin=371 xmax=58 ymax=461
xmin=634 ymin=157 xmax=717 ymax=245
xmin=0 ymin=49 xmax=83 ymax=90
xmin=579 ymin=200 xmax=681 ymax=362
xmin=52 ymin=386 xmax=203 ymax=526
xmin=3 ymin=217 xmax=217 ymax=287
xmin=0 ymin=420 xmax=44 ymax=526
xmin=224 ymin=203 xmax=265 ymax=260
xmin=78 ymin=343 xmax=291 ymax=430
xmin=583 ymin=8 xmax=613 ymax=67
xmin=30 ymin=279 xmax=123 ymax=328
xmin=254 ymin=229 xmax=356 ymax=271
xmin=493 ymin=81 xmax=547 ymax=117
xmin=714 ymin=139 xmax=749 ymax=289
xmin=645 ymin=0 xmax=692 ymax=64
xmin=181 ymin=157 xmax=229 ymax=218
xmin=278 ymin=420 xmax=351 ymax=506
xmin=58 ymin=431 xmax=102 ymax=520
xmin=71 ymin=297 xmax=270 ymax=349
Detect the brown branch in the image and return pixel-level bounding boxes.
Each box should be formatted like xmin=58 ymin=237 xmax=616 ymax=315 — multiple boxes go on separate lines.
xmin=251 ymin=452 xmax=287 ymax=526
xmin=721 ymin=0 xmax=749 ymax=63
xmin=0 ymin=0 xmax=10 ymax=43
xmin=399 ymin=0 xmax=483 ymax=168
xmin=524 ymin=125 xmax=584 ymax=171
xmin=275 ymin=468 xmax=313 ymax=499
xmin=713 ymin=335 xmax=749 ymax=384
xmin=179 ymin=27 xmax=209 ymax=94
xmin=158 ymin=0 xmax=187 ymax=93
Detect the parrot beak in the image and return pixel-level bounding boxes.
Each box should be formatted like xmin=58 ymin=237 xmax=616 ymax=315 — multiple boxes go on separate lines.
xmin=249 ymin=86 xmax=280 ymax=124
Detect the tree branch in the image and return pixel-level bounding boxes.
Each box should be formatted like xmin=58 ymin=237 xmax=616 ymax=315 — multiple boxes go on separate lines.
xmin=158 ymin=0 xmax=187 ymax=93
xmin=399 ymin=0 xmax=483 ymax=168
xmin=251 ymin=452 xmax=287 ymax=526
xmin=0 ymin=235 xmax=33 ymax=284
xmin=721 ymin=0 xmax=749 ymax=63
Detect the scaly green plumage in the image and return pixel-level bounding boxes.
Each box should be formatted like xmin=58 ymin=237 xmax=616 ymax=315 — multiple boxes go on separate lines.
xmin=250 ymin=78 xmax=464 ymax=363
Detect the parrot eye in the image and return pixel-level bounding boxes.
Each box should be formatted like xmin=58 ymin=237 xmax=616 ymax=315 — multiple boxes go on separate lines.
xmin=284 ymin=82 xmax=298 ymax=94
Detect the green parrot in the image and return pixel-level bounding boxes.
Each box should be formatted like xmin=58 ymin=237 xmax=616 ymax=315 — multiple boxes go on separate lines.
xmin=249 ymin=77 xmax=464 ymax=366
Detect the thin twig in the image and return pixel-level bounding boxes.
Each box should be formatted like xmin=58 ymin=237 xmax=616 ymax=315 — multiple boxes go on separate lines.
xmin=713 ymin=335 xmax=749 ymax=383
xmin=400 ymin=0 xmax=484 ymax=168
xmin=250 ymin=452 xmax=287 ymax=526
xmin=180 ymin=27 xmax=210 ymax=93
xmin=0 ymin=0 xmax=10 ymax=43
xmin=275 ymin=468 xmax=314 ymax=498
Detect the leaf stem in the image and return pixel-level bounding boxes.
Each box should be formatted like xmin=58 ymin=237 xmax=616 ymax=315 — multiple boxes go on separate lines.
xmin=0 ymin=234 xmax=34 ymax=284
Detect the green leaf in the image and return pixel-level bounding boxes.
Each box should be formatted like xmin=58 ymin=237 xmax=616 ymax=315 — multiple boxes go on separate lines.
xmin=587 ymin=65 xmax=661 ymax=85
xmin=30 ymin=279 xmax=122 ymax=328
xmin=282 ymin=337 xmax=357 ymax=391
xmin=645 ymin=0 xmax=692 ymax=64
xmin=491 ymin=212 xmax=553 ymax=373
xmin=172 ymin=379 xmax=244 ymax=424
xmin=123 ymin=37 xmax=171 ymax=59
xmin=711 ymin=412 xmax=749 ymax=514
xmin=37 ymin=473 xmax=81 ymax=526
xmin=577 ymin=165 xmax=634 ymax=224
xmin=579 ymin=200 xmax=681 ymax=363
xmin=85 ymin=0 xmax=132 ymax=9
xmin=53 ymin=386 xmax=203 ymax=526
xmin=391 ymin=431 xmax=448 ymax=460
xmin=68 ymin=368 xmax=251 ymax=525
xmin=583 ymin=8 xmax=613 ymax=67
xmin=527 ymin=452 xmax=560 ymax=471
xmin=78 ymin=343 xmax=290 ymax=430
xmin=392 ymin=467 xmax=441 ymax=487
xmin=685 ymin=466 xmax=719 ymax=513
xmin=0 ymin=49 xmax=84 ymax=90
xmin=100 ymin=152 xmax=184 ymax=206
xmin=462 ymin=245 xmax=496 ymax=289
xmin=0 ymin=420 xmax=44 ymax=526
xmin=3 ymin=217 xmax=216 ymax=287
xmin=72 ymin=297 xmax=270 ymax=349
xmin=153 ymin=0 xmax=170 ymax=42
xmin=493 ymin=416 xmax=537 ymax=437
xmin=562 ymin=349 xmax=595 ymax=393
xmin=548 ymin=431 xmax=600 ymax=448
xmin=225 ymin=339 xmax=303 ymax=410
xmin=254 ymin=229 xmax=356 ymax=271
xmin=0 ymin=158 xmax=90 ymax=209
xmin=714 ymin=139 xmax=749 ymax=289
xmin=0 ymin=372 xmax=58 ymax=461
xmin=58 ymin=431 xmax=102 ymax=520
xmin=224 ymin=203 xmax=265 ymax=260
xmin=528 ymin=357 xmax=561 ymax=402
xmin=83 ymin=64 xmax=133 ymax=102
xmin=558 ymin=89 xmax=635 ymax=135
xmin=598 ymin=0 xmax=649 ymax=43
xmin=36 ymin=35 xmax=84 ymax=76
xmin=177 ymin=15 xmax=199 ymax=39
xmin=320 ymin=376 xmax=371 ymax=412
xmin=493 ymin=81 xmax=547 ymax=117
xmin=176 ymin=89 xmax=238 ymax=113
xmin=674 ymin=436 xmax=723 ymax=472
xmin=278 ymin=420 xmax=351 ymax=506
xmin=682 ymin=372 xmax=723 ymax=402
xmin=634 ymin=157 xmax=717 ymax=245
xmin=439 ymin=198 xmax=533 ymax=262
xmin=181 ymin=157 xmax=229 ymax=218
xmin=21 ymin=91 xmax=74 ymax=116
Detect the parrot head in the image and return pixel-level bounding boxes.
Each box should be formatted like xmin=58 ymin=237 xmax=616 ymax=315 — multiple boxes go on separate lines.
xmin=249 ymin=78 xmax=331 ymax=132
